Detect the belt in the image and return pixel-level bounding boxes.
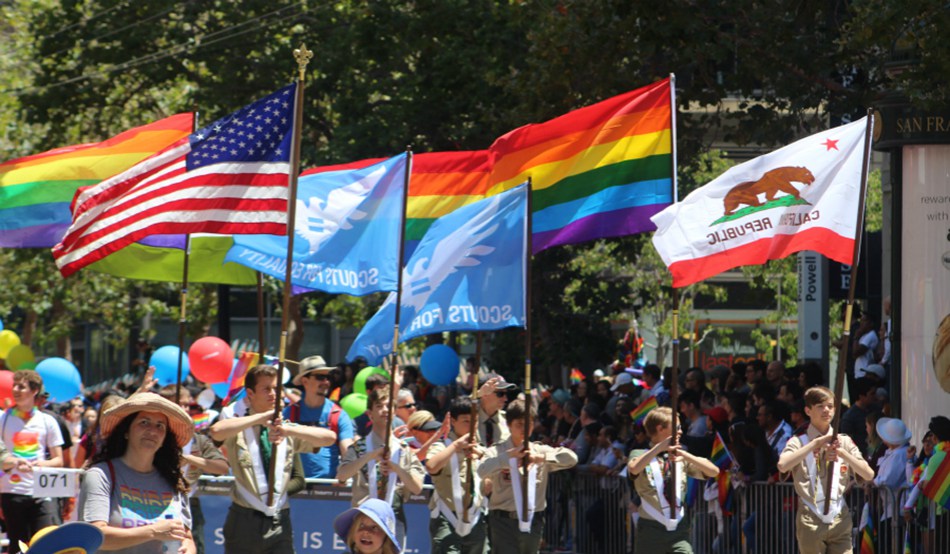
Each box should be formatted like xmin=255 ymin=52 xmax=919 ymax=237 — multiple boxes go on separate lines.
xmin=490 ymin=509 xmax=543 ymax=520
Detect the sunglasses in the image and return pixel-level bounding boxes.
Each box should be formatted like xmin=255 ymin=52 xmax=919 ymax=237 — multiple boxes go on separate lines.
xmin=495 ymin=391 xmax=508 ymax=398
xmin=305 ymin=374 xmax=330 ymax=381
xmin=398 ymin=403 xmax=417 ymax=410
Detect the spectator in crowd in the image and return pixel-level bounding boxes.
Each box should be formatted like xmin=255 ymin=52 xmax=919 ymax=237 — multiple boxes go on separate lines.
xmin=683 ymin=368 xmax=706 ymax=393
xmin=81 ymin=406 xmax=98 ymax=435
xmin=840 ymin=377 xmax=877 ymax=455
xmin=853 ymin=312 xmax=880 ymax=380
xmin=285 ymin=355 xmax=356 ymax=479
xmin=74 ymin=393 xmax=125 ymax=469
xmin=679 ymin=390 xmax=707 ymax=438
xmin=874 ymin=417 xmax=911 ymax=551
xmin=79 ymin=393 xmax=196 ymax=554
xmin=607 ymin=372 xmax=638 ymax=423
xmin=60 ymin=398 xmax=85 ymax=462
xmin=594 ymin=379 xmax=613 ymax=405
xmin=544 ymin=388 xmax=571 ymax=444
xmin=636 ymin=364 xmax=666 ymax=405
xmin=765 ymin=360 xmax=786 ymax=390
xmin=744 ymin=360 xmax=767 ymax=391
xmin=0 ymin=370 xmax=65 ymax=553
xmin=757 ymin=402 xmax=792 ymax=458
xmin=789 ymin=400 xmax=809 ymax=435
xmin=570 ymin=403 xmax=600 ymax=464
xmin=797 ymin=362 xmax=825 ymax=390
xmin=337 ymin=385 xmax=425 ymax=549
xmin=394 ymin=388 xmax=418 ymax=428
xmin=477 ymin=398 xmax=578 ymax=554
xmin=777 ymin=381 xmax=803 ymax=406
xmin=704 ymin=406 xmax=730 ymax=443
xmin=210 ymin=364 xmax=336 ymax=554
xmin=333 ymin=498 xmax=402 ymax=554
xmin=707 ymin=364 xmax=731 ymax=394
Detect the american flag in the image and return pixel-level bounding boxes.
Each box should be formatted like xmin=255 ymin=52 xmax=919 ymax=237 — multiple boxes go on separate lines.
xmin=53 ymin=83 xmax=297 ymax=277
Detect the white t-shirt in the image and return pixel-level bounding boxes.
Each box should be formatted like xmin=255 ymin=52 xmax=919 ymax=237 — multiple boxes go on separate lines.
xmin=854 ymin=330 xmax=879 ymax=376
xmin=0 ymin=409 xmax=65 ymax=495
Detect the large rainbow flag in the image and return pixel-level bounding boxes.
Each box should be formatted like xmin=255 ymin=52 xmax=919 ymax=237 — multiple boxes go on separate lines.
xmin=0 ymin=114 xmax=193 ymax=247
xmin=306 ymin=78 xmax=673 ymax=257
xmin=922 ymin=441 xmax=950 ymax=510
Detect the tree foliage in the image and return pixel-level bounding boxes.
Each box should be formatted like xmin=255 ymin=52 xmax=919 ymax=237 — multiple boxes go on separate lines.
xmin=0 ymin=0 xmax=928 ymax=378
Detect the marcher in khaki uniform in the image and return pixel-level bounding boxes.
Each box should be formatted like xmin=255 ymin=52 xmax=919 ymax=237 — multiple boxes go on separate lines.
xmin=627 ymin=407 xmax=719 ymax=554
xmin=477 ymin=398 xmax=577 ymax=554
xmin=337 ymin=385 xmax=425 ymax=551
xmin=210 ymin=365 xmax=337 ymax=554
xmin=426 ymin=396 xmax=488 ymax=554
xmin=777 ymin=386 xmax=875 ymax=554
xmin=476 ymin=376 xmax=515 ymax=447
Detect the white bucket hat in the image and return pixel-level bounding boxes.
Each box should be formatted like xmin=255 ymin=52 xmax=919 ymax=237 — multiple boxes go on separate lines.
xmin=876 ymin=417 xmax=912 ymax=446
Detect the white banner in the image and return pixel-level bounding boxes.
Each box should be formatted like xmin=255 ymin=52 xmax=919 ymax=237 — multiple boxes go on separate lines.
xmin=900 ymin=144 xmax=950 ymax=443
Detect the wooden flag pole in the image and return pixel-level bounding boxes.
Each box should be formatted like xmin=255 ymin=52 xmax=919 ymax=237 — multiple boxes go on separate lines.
xmin=823 ymin=108 xmax=874 ymax=515
xmin=268 ymin=44 xmax=312 ymax=506
xmin=257 ymin=272 xmax=266 ymax=359
xmin=669 ymin=287 xmax=680 ymax=517
xmin=173 ymin=112 xmax=201 ymax=404
xmin=521 ymin=178 xmax=533 ymax=523
xmin=463 ymin=331 xmax=483 ymax=523
xmin=174 ymin=232 xmax=192 ymax=405
xmin=665 ymin=73 xmax=680 ymax=518
xmin=383 ymin=147 xmax=413 ymax=462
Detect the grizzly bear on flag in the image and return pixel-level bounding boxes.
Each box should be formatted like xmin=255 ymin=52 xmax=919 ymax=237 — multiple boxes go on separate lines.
xmin=722 ymin=166 xmax=815 ymax=216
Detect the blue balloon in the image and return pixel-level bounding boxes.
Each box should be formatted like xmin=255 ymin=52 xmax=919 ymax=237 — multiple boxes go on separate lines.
xmin=150 ymin=345 xmax=190 ymax=387
xmin=35 ymin=357 xmax=81 ymax=403
xmin=0 ymin=318 xmax=4 ymax=331
xmin=420 ymin=344 xmax=460 ymax=386
xmin=211 ymin=359 xmax=238 ymax=399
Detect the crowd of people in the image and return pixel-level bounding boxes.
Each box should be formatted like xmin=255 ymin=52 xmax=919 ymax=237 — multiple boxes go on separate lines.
xmin=0 ymin=345 xmax=947 ymax=554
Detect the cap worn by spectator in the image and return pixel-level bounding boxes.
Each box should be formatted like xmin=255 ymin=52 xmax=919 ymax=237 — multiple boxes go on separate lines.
xmin=864 ymin=364 xmax=886 ymax=380
xmin=610 ymin=373 xmax=633 ymax=391
xmin=703 ymin=406 xmax=729 ymax=425
xmin=551 ymin=389 xmax=570 ymax=406
xmin=593 ymin=369 xmax=605 ymax=379
xmin=490 ymin=374 xmax=519 ymax=391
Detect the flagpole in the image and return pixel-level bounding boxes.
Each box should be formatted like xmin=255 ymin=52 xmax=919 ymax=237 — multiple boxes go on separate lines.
xmin=257 ymin=271 xmax=266 ymax=359
xmin=383 ymin=147 xmax=413 ymax=462
xmin=269 ymin=44 xmax=312 ymax=506
xmin=823 ymin=108 xmax=874 ymax=514
xmin=173 ymin=113 xmax=199 ymax=405
xmin=666 ymin=72 xmax=681 ymax=518
xmin=522 ymin=178 xmax=533 ymax=524
xmin=464 ymin=331 xmax=483 ymax=523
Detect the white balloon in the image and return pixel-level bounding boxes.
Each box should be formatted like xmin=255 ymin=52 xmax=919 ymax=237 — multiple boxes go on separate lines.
xmin=196 ymin=388 xmax=216 ymax=410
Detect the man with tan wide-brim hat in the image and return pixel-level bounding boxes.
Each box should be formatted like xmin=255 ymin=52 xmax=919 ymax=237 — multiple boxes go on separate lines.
xmin=284 ymin=355 xmax=355 ymax=478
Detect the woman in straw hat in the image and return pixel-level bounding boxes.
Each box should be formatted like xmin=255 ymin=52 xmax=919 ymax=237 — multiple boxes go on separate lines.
xmin=78 ymin=392 xmax=196 ymax=554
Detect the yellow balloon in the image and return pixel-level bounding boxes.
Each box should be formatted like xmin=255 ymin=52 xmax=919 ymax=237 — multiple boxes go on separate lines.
xmin=0 ymin=330 xmax=21 ymax=359
xmin=6 ymin=344 xmax=34 ymax=371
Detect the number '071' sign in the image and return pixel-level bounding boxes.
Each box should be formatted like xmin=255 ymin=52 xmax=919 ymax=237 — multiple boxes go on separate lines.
xmin=32 ymin=467 xmax=80 ymax=498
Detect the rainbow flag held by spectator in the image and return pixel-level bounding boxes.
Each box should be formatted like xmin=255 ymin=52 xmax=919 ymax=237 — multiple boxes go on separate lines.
xmin=684 ymin=477 xmax=701 ymax=508
xmin=716 ymin=470 xmax=734 ymax=515
xmin=569 ymin=368 xmax=585 ymax=385
xmin=224 ymin=350 xmax=259 ymax=405
xmin=859 ymin=503 xmax=876 ymax=554
xmin=922 ymin=442 xmax=950 ymax=510
xmin=629 ymin=396 xmax=658 ymax=425
xmin=192 ymin=412 xmax=211 ymax=431
xmin=710 ymin=432 xmax=733 ymax=470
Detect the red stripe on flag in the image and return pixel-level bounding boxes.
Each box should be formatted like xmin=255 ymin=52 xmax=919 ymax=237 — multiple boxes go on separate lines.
xmin=667 ymin=227 xmax=855 ymax=287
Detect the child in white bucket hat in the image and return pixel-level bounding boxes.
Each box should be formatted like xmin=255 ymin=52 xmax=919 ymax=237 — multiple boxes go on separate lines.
xmin=334 ymin=498 xmax=401 ymax=554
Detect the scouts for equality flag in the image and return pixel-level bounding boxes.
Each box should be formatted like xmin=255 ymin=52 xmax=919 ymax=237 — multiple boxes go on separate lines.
xmin=651 ymin=117 xmax=870 ymax=287
xmin=225 ymin=153 xmax=407 ymax=295
xmin=347 ymin=182 xmax=528 ymax=365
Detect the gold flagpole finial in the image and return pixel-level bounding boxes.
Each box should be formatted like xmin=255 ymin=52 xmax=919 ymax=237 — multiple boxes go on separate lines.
xmin=294 ymin=44 xmax=313 ymax=80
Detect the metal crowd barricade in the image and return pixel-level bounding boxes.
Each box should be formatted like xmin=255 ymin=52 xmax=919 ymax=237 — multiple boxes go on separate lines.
xmin=537 ymin=471 xmax=946 ymax=554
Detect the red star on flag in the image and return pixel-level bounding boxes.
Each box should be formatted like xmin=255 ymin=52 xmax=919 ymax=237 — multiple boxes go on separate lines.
xmin=822 ymin=138 xmax=839 ymax=151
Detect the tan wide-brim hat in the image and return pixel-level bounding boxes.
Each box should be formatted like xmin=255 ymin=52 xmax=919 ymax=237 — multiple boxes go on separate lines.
xmin=99 ymin=392 xmax=194 ymax=448
xmin=292 ymin=355 xmax=335 ymax=385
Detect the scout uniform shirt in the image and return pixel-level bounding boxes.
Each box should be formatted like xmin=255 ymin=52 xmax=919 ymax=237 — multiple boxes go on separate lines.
xmin=478 ymin=406 xmax=509 ymax=447
xmin=223 ymin=420 xmax=311 ymax=516
xmin=340 ymin=432 xmax=425 ymax=508
xmin=628 ymin=447 xmax=708 ymax=530
xmin=781 ymin=424 xmax=864 ymax=524
xmin=476 ymin=437 xmax=577 ymax=516
xmin=427 ymin=431 xmax=485 ymax=535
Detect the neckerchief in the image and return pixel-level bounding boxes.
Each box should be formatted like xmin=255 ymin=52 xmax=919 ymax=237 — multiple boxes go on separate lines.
xmin=12 ymin=407 xmax=36 ymax=421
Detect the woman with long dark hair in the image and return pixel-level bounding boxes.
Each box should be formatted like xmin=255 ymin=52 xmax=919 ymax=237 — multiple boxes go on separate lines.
xmin=78 ymin=392 xmax=196 ymax=554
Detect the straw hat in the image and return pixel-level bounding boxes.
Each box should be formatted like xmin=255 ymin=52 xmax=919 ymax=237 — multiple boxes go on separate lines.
xmin=292 ymin=355 xmax=335 ymax=385
xmin=876 ymin=417 xmax=912 ymax=446
xmin=99 ymin=392 xmax=194 ymax=448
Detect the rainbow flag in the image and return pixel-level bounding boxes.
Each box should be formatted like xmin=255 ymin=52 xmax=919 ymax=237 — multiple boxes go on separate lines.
xmin=859 ymin=503 xmax=876 ymax=554
xmin=0 ymin=114 xmax=193 ymax=247
xmin=224 ymin=350 xmax=259 ymax=405
xmin=684 ymin=476 xmax=701 ymax=508
xmin=716 ymin=470 xmax=734 ymax=515
xmin=306 ymin=78 xmax=673 ymax=257
xmin=710 ymin=432 xmax=733 ymax=470
xmin=569 ymin=368 xmax=585 ymax=385
xmin=902 ymin=528 xmax=912 ymax=554
xmin=192 ymin=412 xmax=211 ymax=431
xmin=629 ymin=396 xmax=658 ymax=425
xmin=922 ymin=442 xmax=950 ymax=510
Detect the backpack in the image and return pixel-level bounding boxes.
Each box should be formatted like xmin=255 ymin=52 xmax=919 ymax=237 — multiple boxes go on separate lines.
xmin=288 ymin=402 xmax=343 ymax=435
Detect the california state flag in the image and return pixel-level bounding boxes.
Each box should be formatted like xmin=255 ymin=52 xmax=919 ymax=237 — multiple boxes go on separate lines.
xmin=651 ymin=117 xmax=870 ymax=287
